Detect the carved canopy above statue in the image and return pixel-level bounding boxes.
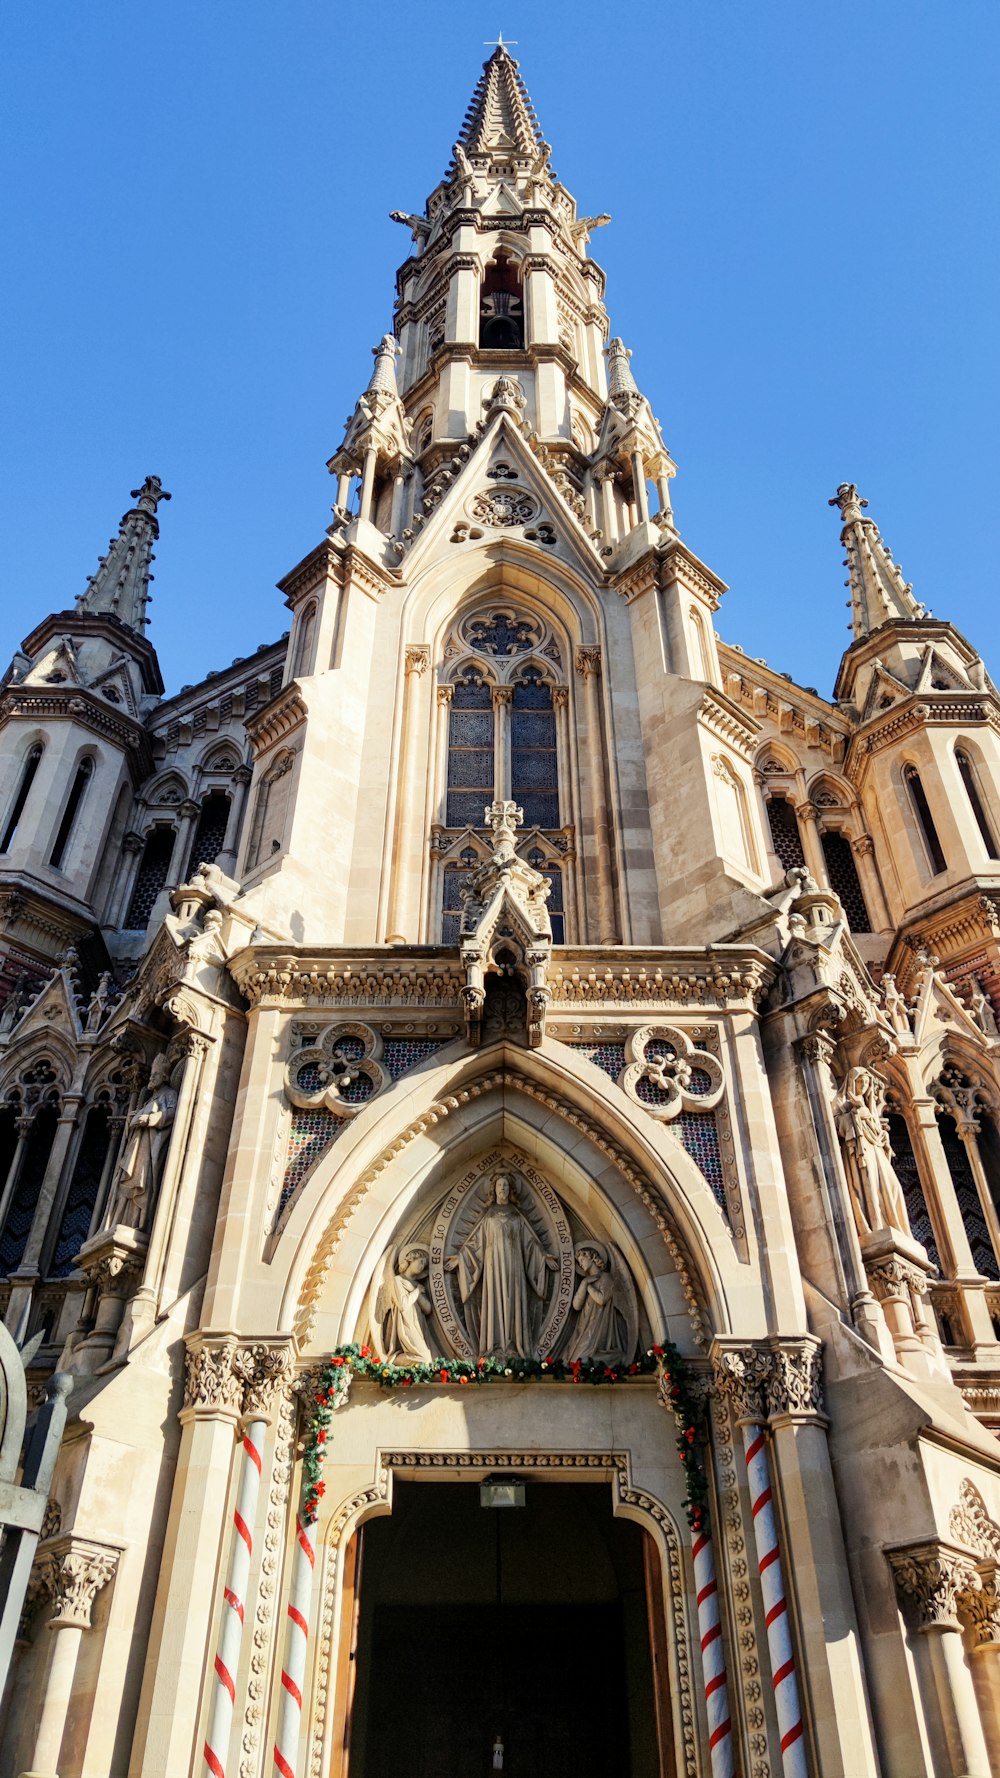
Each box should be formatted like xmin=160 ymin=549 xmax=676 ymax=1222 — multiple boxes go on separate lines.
xmin=366 ymin=1150 xmax=641 ymax=1367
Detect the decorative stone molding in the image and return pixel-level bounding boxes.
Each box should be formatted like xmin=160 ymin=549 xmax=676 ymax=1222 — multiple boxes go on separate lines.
xmin=949 ymin=1478 xmax=1000 ymax=1562
xmin=183 ymin=1340 xmax=244 ymax=1416
xmin=888 ymin=1542 xmax=980 ymax=1632
xmin=233 ymin=1344 xmax=294 ymax=1422
xmin=40 ymin=1536 xmax=120 ymax=1630
xmin=293 ymin=1067 xmax=709 ymax=1349
xmin=184 ymin=1339 xmax=293 ymax=1422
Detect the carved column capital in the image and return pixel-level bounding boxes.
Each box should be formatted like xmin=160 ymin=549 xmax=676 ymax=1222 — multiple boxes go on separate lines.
xmin=710 ymin=1341 xmax=772 ymax=1426
xmin=183 ymin=1336 xmax=293 ymax=1422
xmin=491 ymin=685 xmax=514 ymax=708
xmin=436 ymin=684 xmax=455 ymax=707
xmin=122 ymin=830 xmax=146 ymax=855
xmin=575 ymin=645 xmax=602 ymax=680
xmin=404 ymin=645 xmax=430 ymax=677
xmin=41 ymin=1536 xmax=119 ymax=1630
xmin=233 ymin=763 xmax=254 ymax=787
xmin=888 ymin=1541 xmax=980 ymax=1632
xmin=852 ymin=834 xmax=876 ymax=858
xmin=552 ymin=686 xmax=569 ymax=710
xmin=764 ymin=1336 xmax=826 ymax=1423
xmin=796 ymin=1029 xmax=837 ymax=1071
xmin=796 ymin=800 xmax=819 ymax=825
xmin=958 ymin=1565 xmax=1000 ymax=1652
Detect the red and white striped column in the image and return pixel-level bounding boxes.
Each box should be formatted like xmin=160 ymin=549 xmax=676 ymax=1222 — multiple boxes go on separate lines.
xmin=691 ymin=1524 xmax=735 ymax=1778
xmin=272 ymin=1512 xmax=317 ymax=1778
xmin=742 ymin=1421 xmax=808 ymax=1778
xmin=203 ymin=1417 xmax=267 ymax=1778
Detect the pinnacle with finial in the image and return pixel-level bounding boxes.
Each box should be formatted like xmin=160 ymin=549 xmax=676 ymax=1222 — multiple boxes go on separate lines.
xmin=76 ymin=475 xmax=171 ymax=633
xmin=829 ymin=481 xmax=924 ymax=639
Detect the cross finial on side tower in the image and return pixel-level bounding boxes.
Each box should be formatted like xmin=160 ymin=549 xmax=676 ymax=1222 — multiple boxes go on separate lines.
xmin=76 ymin=475 xmax=172 ymax=633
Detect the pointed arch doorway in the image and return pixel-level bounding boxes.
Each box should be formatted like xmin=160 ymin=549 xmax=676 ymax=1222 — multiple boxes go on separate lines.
xmin=335 ymin=1476 xmax=672 ymax=1778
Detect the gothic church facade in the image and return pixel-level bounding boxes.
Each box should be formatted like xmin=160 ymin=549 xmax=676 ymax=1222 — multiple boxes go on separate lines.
xmin=2 ymin=43 xmax=1000 ymax=1778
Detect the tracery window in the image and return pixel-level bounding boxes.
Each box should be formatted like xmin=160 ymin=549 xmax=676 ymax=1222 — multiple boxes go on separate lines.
xmin=125 ymin=825 xmax=175 ymax=929
xmin=1 ymin=742 xmax=43 ymax=853
xmin=0 ymin=1071 xmax=60 ymax=1276
xmin=766 ymin=796 xmax=805 ymax=872
xmin=49 ymin=1101 xmax=113 ymax=1277
xmin=512 ymin=673 xmax=559 ymax=830
xmin=937 ymin=1113 xmax=998 ymax=1280
xmin=904 ymin=765 xmax=947 ymax=875
xmin=885 ymin=1109 xmax=939 ymax=1267
xmin=186 ymin=791 xmax=230 ymax=877
xmin=955 ymin=747 xmax=1000 ymax=860
xmin=820 ymin=831 xmax=871 ymax=933
xmin=446 ymin=680 xmax=495 ymax=828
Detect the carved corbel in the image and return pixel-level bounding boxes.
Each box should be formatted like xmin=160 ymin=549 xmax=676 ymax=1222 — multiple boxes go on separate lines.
xmin=40 ymin=1536 xmax=120 ymax=1630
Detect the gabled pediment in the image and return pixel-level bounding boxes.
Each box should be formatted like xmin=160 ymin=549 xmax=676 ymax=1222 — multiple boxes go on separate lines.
xmin=404 ymin=411 xmax=604 ymax=579
xmin=88 ymin=656 xmax=140 ymax=718
xmin=25 ymin=636 xmax=82 ymax=689
xmin=914 ymin=643 xmax=972 ymax=694
xmin=860 ymin=658 xmax=912 ymax=722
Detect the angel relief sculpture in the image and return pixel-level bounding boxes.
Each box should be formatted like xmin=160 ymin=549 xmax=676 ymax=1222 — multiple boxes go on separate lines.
xmin=370 ymin=1245 xmax=435 ymax=1363
xmin=564 ymin=1242 xmax=638 ymax=1368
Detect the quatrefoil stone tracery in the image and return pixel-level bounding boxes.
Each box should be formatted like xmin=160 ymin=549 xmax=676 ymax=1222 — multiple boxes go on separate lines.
xmin=617 ymin=1026 xmax=725 ymax=1122
xmin=285 ymin=1022 xmax=387 ymax=1117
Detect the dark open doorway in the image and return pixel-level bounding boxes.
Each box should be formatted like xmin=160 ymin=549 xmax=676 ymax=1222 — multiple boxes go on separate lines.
xmin=342 ymin=1480 xmax=669 ymax=1778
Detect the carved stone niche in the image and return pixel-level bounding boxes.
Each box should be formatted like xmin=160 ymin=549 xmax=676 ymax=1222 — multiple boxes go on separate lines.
xmin=365 ymin=1147 xmax=644 ymax=1369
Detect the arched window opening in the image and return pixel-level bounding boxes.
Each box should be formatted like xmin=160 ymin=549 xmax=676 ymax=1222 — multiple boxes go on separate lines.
xmin=187 ymin=791 xmax=230 ymax=877
xmin=1 ymin=743 xmax=43 ymax=853
xmin=512 ymin=673 xmax=559 ymax=830
xmin=479 ymin=253 xmax=524 ymax=350
xmin=937 ymin=1112 xmax=998 ymax=1280
xmin=49 ymin=757 xmax=94 ymax=870
xmin=690 ymin=608 xmax=710 ymax=680
xmin=125 ymin=826 xmax=175 ymax=929
xmin=293 ymin=602 xmax=318 ymax=679
xmin=766 ymin=796 xmax=805 ymax=872
xmin=0 ymin=1101 xmax=58 ymax=1275
xmin=955 ymin=748 xmax=1000 ymax=860
xmin=904 ymin=766 xmax=947 ymax=875
xmin=820 ymin=831 xmax=872 ymax=933
xmin=446 ymin=681 xmax=495 ymax=829
xmin=885 ymin=1112 xmax=939 ymax=1267
xmin=49 ymin=1102 xmax=112 ymax=1277
xmin=527 ymin=849 xmax=564 ymax=944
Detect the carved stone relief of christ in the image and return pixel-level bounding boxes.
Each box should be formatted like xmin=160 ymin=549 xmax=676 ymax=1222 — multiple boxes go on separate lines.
xmin=365 ymin=1151 xmax=641 ymax=1366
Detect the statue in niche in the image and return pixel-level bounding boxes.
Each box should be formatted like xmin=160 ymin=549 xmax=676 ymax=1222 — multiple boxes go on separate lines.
xmin=564 ymin=1242 xmax=638 ymax=1367
xmin=107 ymin=1053 xmax=179 ymax=1230
xmin=370 ymin=1245 xmax=434 ymax=1362
xmin=834 ymin=1065 xmax=911 ymax=1237
xmin=444 ymin=1173 xmax=558 ymax=1359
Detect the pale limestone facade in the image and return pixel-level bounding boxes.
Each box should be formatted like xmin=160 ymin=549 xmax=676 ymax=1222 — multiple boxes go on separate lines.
xmin=1 ymin=43 xmax=1000 ymax=1778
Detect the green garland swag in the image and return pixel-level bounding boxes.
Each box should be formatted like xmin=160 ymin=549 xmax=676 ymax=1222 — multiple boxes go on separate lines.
xmin=301 ymin=1342 xmax=711 ymax=1533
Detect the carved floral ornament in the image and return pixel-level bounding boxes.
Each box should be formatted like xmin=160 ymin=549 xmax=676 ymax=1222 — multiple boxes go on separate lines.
xmin=25 ymin=1536 xmax=120 ymax=1633
xmin=711 ymin=1338 xmax=826 ymax=1426
xmin=182 ymin=1339 xmax=293 ymax=1420
xmin=285 ymin=1022 xmax=387 ymax=1117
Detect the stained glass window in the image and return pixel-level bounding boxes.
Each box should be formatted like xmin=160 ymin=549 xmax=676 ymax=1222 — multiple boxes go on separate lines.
xmin=446 ymin=681 xmax=494 ymax=828
xmin=512 ymin=673 xmax=559 ymax=829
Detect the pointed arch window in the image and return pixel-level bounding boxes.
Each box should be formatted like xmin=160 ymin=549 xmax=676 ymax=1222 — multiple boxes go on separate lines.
xmin=511 ymin=672 xmax=559 ymax=830
xmin=187 ymin=791 xmax=230 ymax=877
xmin=937 ymin=1112 xmax=998 ymax=1280
xmin=49 ymin=757 xmax=94 ymax=870
xmin=885 ymin=1110 xmax=939 ymax=1267
xmin=125 ymin=825 xmax=175 ymax=929
xmin=955 ymin=748 xmax=1000 ymax=860
xmin=446 ymin=680 xmax=495 ymax=828
xmin=766 ymin=796 xmax=805 ymax=872
xmin=49 ymin=1102 xmax=113 ymax=1276
xmin=0 ymin=1100 xmax=59 ymax=1275
xmin=292 ymin=602 xmax=318 ymax=679
xmin=904 ymin=766 xmax=947 ymax=875
xmin=820 ymin=831 xmax=872 ymax=933
xmin=1 ymin=743 xmax=44 ymax=854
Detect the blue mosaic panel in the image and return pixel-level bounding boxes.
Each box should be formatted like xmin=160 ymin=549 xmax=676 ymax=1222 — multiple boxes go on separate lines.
xmin=568 ymin=1042 xmax=626 ymax=1080
xmin=676 ymin=1112 xmax=726 ymax=1213
xmin=337 ymin=1072 xmax=375 ymax=1105
xmin=280 ymin=1107 xmax=342 ymax=1213
xmin=383 ymin=1040 xmax=446 ymax=1079
xmin=295 ymin=1060 xmax=326 ymax=1093
xmin=688 ymin=1067 xmax=713 ymax=1096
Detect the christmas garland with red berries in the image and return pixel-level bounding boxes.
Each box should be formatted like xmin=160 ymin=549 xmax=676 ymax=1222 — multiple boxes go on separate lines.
xmin=301 ymin=1342 xmax=710 ymax=1531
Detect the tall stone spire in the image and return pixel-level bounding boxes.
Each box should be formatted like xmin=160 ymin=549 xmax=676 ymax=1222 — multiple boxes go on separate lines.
xmin=76 ymin=476 xmax=171 ymax=633
xmin=453 ymin=40 xmax=549 ymax=162
xmin=829 ymin=482 xmax=925 ymax=639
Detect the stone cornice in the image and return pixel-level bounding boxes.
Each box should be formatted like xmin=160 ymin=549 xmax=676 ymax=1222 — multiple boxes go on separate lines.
xmin=0 ymin=686 xmax=153 ymax=784
xmin=697 ymin=690 xmax=760 ymax=760
xmin=227 ymin=944 xmax=775 ymax=1013
xmin=278 ymin=539 xmax=339 ymax=609
xmin=846 ymin=692 xmax=1000 ymax=780
xmin=17 ymin=609 xmax=163 ymax=695
xmin=245 ymin=688 xmax=308 ymax=754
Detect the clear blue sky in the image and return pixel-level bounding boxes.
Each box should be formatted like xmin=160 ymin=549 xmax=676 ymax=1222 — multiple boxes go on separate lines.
xmin=2 ymin=2 xmax=998 ymax=698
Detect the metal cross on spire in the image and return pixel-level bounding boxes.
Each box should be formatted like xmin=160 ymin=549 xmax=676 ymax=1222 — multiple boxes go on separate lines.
xmin=483 ymin=33 xmax=517 ymax=49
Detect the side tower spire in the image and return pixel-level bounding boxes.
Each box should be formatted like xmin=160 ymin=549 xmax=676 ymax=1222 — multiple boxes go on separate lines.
xmin=76 ymin=475 xmax=172 ymax=634
xmin=829 ymin=482 xmax=924 ymax=639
